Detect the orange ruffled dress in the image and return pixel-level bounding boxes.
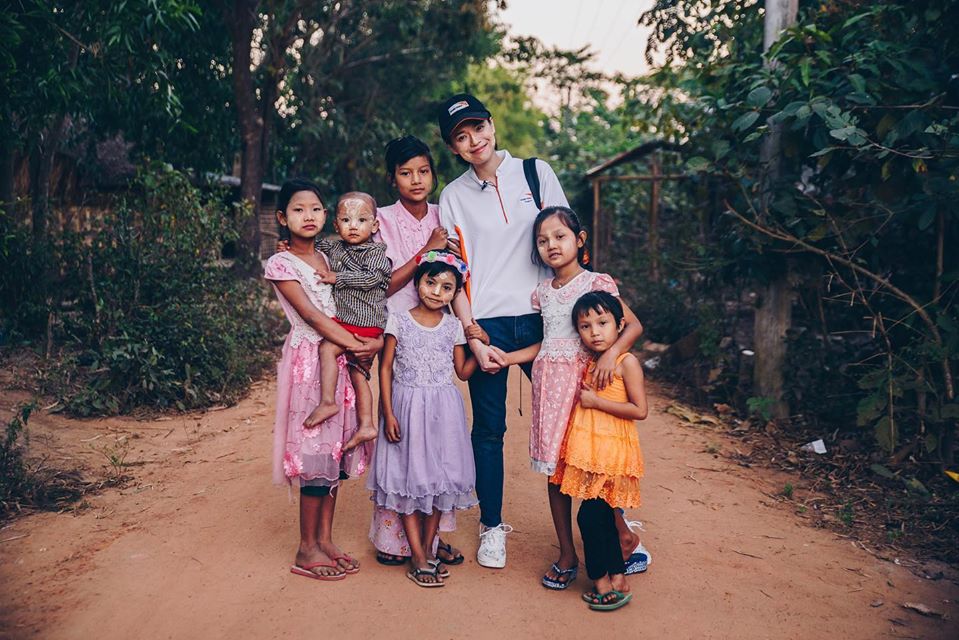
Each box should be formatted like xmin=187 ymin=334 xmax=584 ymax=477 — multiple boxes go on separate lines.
xmin=550 ymin=354 xmax=644 ymax=509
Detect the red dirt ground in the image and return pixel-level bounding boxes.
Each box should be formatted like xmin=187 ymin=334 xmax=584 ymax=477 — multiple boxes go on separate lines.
xmin=1 ymin=372 xmax=957 ymax=639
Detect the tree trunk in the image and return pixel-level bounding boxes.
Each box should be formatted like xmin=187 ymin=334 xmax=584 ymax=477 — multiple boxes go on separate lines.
xmin=0 ymin=116 xmax=15 ymax=220
xmin=752 ymin=0 xmax=798 ymax=420
xmin=30 ymin=114 xmax=69 ymax=244
xmin=227 ymin=0 xmax=264 ymax=277
xmin=753 ymin=274 xmax=792 ymax=419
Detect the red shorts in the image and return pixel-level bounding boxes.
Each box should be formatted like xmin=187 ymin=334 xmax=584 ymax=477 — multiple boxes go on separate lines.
xmin=333 ymin=318 xmax=384 ymax=339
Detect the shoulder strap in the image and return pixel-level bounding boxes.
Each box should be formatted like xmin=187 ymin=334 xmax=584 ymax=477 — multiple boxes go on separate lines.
xmin=523 ymin=157 xmax=542 ymax=210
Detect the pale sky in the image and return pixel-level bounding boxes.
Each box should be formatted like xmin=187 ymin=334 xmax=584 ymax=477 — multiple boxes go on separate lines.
xmin=498 ymin=0 xmax=656 ymax=78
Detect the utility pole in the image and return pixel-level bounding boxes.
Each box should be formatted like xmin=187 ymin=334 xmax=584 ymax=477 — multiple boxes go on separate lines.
xmin=752 ymin=0 xmax=798 ymax=420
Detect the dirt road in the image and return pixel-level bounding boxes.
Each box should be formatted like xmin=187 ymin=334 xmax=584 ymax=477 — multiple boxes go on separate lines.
xmin=1 ymin=372 xmax=957 ymax=639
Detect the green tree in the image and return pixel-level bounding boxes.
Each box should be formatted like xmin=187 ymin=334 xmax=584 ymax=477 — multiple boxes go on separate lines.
xmin=0 ymin=1 xmax=206 ymax=240
xmin=634 ymin=0 xmax=959 ymax=460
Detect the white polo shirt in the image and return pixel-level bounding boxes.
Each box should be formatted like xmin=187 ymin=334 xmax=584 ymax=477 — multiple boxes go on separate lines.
xmin=439 ymin=150 xmax=569 ymax=320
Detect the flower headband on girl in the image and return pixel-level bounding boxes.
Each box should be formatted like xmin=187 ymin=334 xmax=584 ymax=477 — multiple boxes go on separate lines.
xmin=415 ymin=250 xmax=470 ymax=282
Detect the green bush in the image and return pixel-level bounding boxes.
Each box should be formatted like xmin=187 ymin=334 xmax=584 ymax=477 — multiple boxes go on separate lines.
xmin=1 ymin=163 xmax=279 ymax=415
xmin=0 ymin=402 xmax=35 ymax=515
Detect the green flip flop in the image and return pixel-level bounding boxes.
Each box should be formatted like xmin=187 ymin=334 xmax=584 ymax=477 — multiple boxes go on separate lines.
xmin=587 ymin=590 xmax=632 ymax=611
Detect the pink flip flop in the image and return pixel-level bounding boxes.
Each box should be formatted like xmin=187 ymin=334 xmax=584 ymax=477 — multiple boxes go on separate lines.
xmin=290 ymin=561 xmax=347 ymax=581
xmin=333 ymin=554 xmax=360 ymax=574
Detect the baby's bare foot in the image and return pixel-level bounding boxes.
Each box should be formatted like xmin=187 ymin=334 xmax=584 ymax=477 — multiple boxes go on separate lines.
xmin=343 ymin=424 xmax=377 ymax=451
xmin=304 ymin=402 xmax=338 ymax=429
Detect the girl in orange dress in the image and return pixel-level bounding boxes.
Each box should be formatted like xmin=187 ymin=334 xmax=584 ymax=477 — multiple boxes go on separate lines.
xmin=550 ymin=291 xmax=648 ymax=611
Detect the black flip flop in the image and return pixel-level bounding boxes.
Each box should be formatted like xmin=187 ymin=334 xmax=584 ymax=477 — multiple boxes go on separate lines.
xmin=436 ymin=541 xmax=465 ymax=566
xmin=375 ymin=552 xmax=407 ymax=566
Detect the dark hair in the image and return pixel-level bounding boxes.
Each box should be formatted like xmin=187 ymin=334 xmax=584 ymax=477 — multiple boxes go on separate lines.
xmin=385 ymin=136 xmax=437 ymax=194
xmin=531 ymin=206 xmax=589 ymax=268
xmin=277 ymin=178 xmax=324 ymax=241
xmin=571 ymin=291 xmax=624 ymax=330
xmin=278 ymin=178 xmax=323 ymax=214
xmin=413 ymin=259 xmax=465 ymax=292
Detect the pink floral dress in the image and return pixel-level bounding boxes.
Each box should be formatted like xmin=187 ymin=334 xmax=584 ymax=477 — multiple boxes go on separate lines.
xmin=530 ymin=270 xmax=619 ymax=475
xmin=264 ymin=251 xmax=371 ymax=490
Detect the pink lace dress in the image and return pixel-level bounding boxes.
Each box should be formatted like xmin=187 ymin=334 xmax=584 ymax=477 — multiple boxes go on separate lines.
xmin=376 ymin=201 xmax=441 ymax=315
xmin=264 ymin=251 xmax=371 ymax=490
xmin=369 ymin=201 xmax=456 ymax=555
xmin=530 ymin=270 xmax=619 ymax=475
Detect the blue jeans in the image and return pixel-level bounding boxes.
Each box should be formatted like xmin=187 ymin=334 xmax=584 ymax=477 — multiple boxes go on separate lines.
xmin=469 ymin=313 xmax=543 ymax=527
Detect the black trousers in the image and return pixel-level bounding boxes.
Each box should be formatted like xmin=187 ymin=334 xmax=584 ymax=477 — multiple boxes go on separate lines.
xmin=577 ymin=498 xmax=625 ymax=581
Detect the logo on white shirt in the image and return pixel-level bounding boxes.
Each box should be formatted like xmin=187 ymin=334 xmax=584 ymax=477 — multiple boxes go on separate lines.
xmin=448 ymin=100 xmax=470 ymax=116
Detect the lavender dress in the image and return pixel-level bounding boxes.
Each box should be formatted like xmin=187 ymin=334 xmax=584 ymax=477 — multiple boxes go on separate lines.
xmin=367 ymin=311 xmax=477 ymax=515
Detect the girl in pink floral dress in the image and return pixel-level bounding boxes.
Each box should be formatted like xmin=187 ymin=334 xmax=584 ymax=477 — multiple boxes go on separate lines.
xmin=498 ymin=206 xmax=645 ymax=590
xmin=265 ymin=178 xmax=383 ymax=581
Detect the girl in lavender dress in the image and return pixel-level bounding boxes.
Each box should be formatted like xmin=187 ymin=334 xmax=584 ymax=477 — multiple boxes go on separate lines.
xmin=370 ymin=136 xmax=480 ymax=567
xmin=498 ymin=207 xmax=646 ymax=590
xmin=264 ymin=179 xmax=382 ymax=581
xmin=367 ymin=251 xmax=478 ymax=587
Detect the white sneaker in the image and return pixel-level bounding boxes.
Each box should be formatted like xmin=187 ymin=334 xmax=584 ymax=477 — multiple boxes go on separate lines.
xmin=477 ymin=523 xmax=513 ymax=568
xmin=624 ymin=520 xmax=651 ymax=575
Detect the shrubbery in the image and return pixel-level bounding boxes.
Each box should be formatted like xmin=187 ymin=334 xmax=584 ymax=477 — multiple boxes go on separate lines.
xmin=1 ymin=163 xmax=279 ymax=415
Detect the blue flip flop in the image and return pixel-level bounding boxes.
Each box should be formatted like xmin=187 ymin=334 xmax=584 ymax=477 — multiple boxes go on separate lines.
xmin=624 ymin=542 xmax=651 ymax=575
xmin=542 ymin=563 xmax=579 ymax=590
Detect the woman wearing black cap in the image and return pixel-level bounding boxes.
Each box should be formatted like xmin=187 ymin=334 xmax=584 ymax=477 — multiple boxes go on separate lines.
xmin=437 ymin=93 xmax=571 ymax=570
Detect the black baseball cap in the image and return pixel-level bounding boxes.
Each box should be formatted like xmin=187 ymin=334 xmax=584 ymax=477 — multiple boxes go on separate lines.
xmin=438 ymin=93 xmax=492 ymax=142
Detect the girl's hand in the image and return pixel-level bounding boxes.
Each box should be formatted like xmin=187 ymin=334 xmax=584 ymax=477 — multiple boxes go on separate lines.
xmin=489 ymin=345 xmax=509 ymax=366
xmin=316 ymin=270 xmax=337 ymax=285
xmin=384 ymin=413 xmax=401 ymax=442
xmin=470 ymin=341 xmax=503 ymax=374
xmin=592 ymin=349 xmax=620 ymax=390
xmin=422 ymin=227 xmax=449 ymax=253
xmin=465 ymin=321 xmax=489 ymax=345
xmin=276 ymin=240 xmax=290 ymax=253
xmin=348 ymin=334 xmax=383 ymax=362
xmin=445 ymin=237 xmax=462 ymax=259
xmin=579 ymin=379 xmax=599 ymax=409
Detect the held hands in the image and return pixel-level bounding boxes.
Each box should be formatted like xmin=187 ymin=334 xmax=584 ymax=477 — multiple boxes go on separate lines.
xmin=464 ymin=320 xmax=490 ymax=345
xmin=384 ymin=413 xmax=401 ymax=443
xmin=470 ymin=340 xmax=506 ymax=373
xmin=489 ymin=345 xmax=509 ymax=366
xmin=579 ymin=378 xmax=599 ymax=409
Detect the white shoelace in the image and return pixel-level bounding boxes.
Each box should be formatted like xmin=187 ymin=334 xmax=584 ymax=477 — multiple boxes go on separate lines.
xmin=626 ymin=520 xmax=645 ymax=533
xmin=480 ymin=523 xmax=514 ymax=539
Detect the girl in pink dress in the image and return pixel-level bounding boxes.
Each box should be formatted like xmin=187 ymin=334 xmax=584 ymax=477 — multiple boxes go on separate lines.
xmin=264 ymin=178 xmax=383 ymax=581
xmin=498 ymin=206 xmax=645 ymax=590
xmin=369 ymin=136 xmax=482 ymax=567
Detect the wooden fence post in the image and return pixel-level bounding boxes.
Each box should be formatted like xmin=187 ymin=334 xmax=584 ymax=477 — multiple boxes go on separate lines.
xmin=591 ymin=177 xmax=601 ymax=269
xmin=649 ymin=153 xmax=661 ymax=282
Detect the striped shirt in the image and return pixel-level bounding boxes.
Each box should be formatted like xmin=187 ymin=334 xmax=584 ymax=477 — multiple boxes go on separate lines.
xmin=317 ymin=238 xmax=392 ymax=329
